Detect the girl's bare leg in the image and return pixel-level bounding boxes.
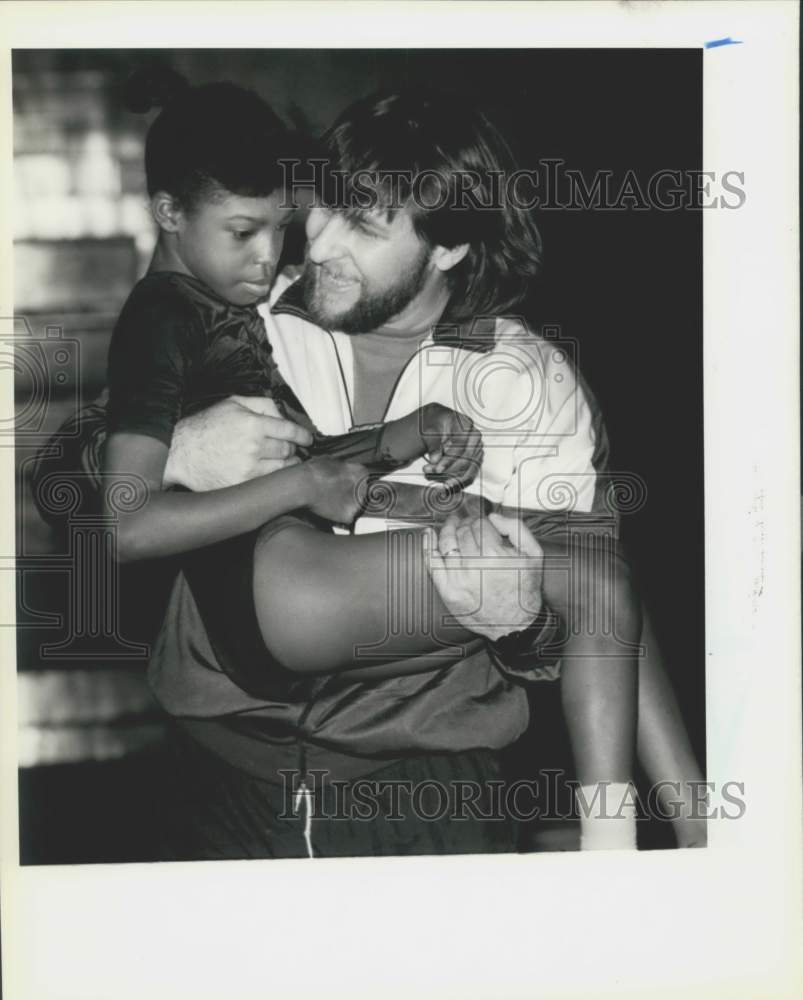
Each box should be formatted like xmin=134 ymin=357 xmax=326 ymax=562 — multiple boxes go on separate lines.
xmin=636 ymin=606 xmax=707 ymax=846
xmin=540 ymin=533 xmax=705 ymax=847
xmin=540 ymin=538 xmax=641 ymax=788
xmin=253 ymin=521 xmax=473 ymax=675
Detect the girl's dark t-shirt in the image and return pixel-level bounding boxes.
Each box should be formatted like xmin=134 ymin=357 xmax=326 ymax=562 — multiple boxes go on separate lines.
xmin=106 ymin=270 xmax=315 ymax=446
xmin=106 ymin=270 xmax=409 ymax=469
xmin=103 ymin=270 xmax=426 ymax=703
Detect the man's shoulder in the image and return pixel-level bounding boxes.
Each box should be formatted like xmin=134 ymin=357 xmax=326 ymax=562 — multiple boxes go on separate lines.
xmin=489 ymin=315 xmax=555 ymax=350
xmin=484 ymin=315 xmax=559 ymax=374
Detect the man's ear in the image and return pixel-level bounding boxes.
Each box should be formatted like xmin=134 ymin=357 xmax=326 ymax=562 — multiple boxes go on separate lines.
xmin=151 ymin=191 xmax=183 ymax=233
xmin=431 ymin=242 xmax=470 ymax=273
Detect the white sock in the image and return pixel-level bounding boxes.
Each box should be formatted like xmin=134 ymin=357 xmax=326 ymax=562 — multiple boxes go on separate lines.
xmin=576 ymin=781 xmax=638 ymax=851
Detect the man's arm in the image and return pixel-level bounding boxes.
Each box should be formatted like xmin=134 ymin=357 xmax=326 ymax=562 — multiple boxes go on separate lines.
xmin=32 ymin=393 xmax=314 ymax=528
xmin=163 ymin=395 xmax=312 ymax=489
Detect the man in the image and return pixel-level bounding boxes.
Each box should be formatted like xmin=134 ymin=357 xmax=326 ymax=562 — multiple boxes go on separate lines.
xmin=35 ymin=89 xmax=612 ymax=859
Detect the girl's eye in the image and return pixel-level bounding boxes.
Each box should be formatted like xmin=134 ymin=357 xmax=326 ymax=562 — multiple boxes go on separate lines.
xmin=233 ymin=230 xmax=254 ymax=241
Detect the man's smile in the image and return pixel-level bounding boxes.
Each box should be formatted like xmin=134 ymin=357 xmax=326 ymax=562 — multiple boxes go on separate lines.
xmin=318 ymin=264 xmax=360 ymax=291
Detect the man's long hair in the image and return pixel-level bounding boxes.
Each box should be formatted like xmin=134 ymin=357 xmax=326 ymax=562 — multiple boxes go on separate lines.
xmin=322 ymin=89 xmax=543 ymax=324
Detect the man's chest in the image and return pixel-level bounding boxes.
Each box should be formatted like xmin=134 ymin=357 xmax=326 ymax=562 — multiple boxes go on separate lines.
xmin=265 ymin=313 xmax=539 ymax=503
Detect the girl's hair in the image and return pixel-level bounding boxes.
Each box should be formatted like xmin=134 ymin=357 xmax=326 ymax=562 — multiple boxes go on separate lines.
xmin=123 ymin=65 xmax=298 ymax=211
xmin=322 ymin=89 xmax=544 ymax=323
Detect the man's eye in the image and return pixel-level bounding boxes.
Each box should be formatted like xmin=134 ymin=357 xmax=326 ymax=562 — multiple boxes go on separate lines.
xmin=233 ymin=230 xmax=254 ymax=241
xmin=350 ymin=219 xmax=374 ymax=237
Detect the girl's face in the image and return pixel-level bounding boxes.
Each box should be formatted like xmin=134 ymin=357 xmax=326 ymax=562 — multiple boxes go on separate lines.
xmin=172 ymin=190 xmax=294 ymax=306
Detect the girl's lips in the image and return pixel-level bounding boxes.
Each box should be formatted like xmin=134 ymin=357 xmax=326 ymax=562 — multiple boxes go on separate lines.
xmin=242 ymin=278 xmax=272 ymax=293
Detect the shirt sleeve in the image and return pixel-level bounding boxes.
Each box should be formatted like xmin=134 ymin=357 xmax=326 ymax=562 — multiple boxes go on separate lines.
xmin=106 ymin=279 xmax=203 ymax=447
xmin=309 ymin=423 xmax=419 ymax=474
xmin=30 ymin=390 xmax=109 ymax=526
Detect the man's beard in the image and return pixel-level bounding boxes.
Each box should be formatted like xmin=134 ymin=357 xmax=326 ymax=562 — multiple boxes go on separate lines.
xmin=299 ymin=248 xmax=431 ymax=334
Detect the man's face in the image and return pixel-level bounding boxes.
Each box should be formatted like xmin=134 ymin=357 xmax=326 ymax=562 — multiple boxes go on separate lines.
xmin=300 ymin=204 xmax=435 ymax=332
xmin=174 ymin=191 xmax=293 ymax=307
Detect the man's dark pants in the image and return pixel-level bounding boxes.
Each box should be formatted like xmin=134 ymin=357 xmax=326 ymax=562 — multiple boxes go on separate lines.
xmin=161 ymin=731 xmax=515 ymax=859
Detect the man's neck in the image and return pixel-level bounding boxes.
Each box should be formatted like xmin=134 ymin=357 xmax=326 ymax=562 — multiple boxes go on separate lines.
xmin=370 ymin=279 xmax=451 ymax=339
xmin=349 ymin=287 xmax=450 ymax=426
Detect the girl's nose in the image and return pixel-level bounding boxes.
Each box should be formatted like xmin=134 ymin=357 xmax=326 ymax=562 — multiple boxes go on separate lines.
xmin=254 ymin=229 xmax=283 ymax=267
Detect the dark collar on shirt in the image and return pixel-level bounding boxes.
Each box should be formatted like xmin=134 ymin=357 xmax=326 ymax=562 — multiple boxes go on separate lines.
xmin=270 ymin=277 xmax=497 ymax=355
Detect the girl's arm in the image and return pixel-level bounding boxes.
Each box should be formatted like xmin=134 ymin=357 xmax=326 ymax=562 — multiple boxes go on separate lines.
xmin=312 ymin=402 xmax=483 ymax=485
xmin=104 ymin=396 xmax=483 ymax=563
xmin=103 ymin=432 xmax=366 ymax=563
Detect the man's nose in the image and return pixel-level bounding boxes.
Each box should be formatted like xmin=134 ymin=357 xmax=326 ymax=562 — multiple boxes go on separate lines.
xmin=306 ymin=206 xmax=346 ymax=264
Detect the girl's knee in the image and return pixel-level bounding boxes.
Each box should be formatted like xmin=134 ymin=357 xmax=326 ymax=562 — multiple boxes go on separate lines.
xmin=582 ymin=549 xmax=640 ymax=643
xmin=605 ymin=553 xmax=641 ymax=640
xmin=555 ymin=542 xmax=641 ymax=644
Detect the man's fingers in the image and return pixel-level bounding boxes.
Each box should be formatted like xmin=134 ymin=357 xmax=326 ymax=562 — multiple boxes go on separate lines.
xmin=456 ymin=521 xmax=480 ymax=557
xmin=259 ymin=414 xmax=314 ymax=447
xmin=229 ymin=395 xmax=283 ymax=417
xmin=467 ymin=516 xmax=507 ymax=556
xmin=437 ymin=513 xmax=460 ymax=556
xmin=421 ymin=527 xmax=441 ymax=569
xmin=226 ymin=396 xmax=313 ymax=446
xmin=488 ymin=512 xmax=543 ymax=559
xmin=469 ymin=516 xmax=486 ymax=548
xmin=247 ymin=436 xmax=294 ymax=462
xmin=423 ymin=527 xmax=453 ymax=587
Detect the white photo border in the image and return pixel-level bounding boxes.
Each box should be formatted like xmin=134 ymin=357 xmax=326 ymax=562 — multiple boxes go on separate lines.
xmin=0 ymin=2 xmax=800 ymax=998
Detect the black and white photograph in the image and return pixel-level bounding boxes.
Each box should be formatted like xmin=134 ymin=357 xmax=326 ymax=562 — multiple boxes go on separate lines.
xmin=14 ymin=44 xmax=709 ymax=863
xmin=1 ymin=3 xmax=799 ymax=999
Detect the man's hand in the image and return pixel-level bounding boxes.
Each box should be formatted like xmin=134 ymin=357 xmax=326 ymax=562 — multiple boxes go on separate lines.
xmin=163 ymin=395 xmax=314 ymax=491
xmin=424 ymin=512 xmax=545 ymax=641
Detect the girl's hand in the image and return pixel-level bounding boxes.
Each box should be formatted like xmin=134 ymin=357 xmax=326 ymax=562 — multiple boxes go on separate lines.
xmin=420 ymin=403 xmax=483 ymax=487
xmin=303 ymin=458 xmax=368 ymax=525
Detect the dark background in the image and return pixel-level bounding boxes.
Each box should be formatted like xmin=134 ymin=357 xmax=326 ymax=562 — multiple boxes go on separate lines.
xmin=14 ymin=48 xmax=703 ymax=860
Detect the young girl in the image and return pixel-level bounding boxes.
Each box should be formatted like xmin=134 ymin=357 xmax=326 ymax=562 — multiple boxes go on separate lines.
xmin=103 ymin=71 xmax=483 ymax=666
xmin=104 ymin=71 xmax=705 ymax=851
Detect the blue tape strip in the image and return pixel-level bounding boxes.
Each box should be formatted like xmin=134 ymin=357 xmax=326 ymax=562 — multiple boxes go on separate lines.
xmin=704 ymin=37 xmax=743 ymax=49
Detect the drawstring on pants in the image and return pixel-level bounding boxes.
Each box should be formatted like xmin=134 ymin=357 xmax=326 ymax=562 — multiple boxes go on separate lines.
xmin=293 ymin=781 xmax=315 ymax=859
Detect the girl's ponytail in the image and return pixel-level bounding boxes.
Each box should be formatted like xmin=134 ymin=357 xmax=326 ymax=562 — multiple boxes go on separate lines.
xmin=122 ymin=64 xmax=190 ymax=115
